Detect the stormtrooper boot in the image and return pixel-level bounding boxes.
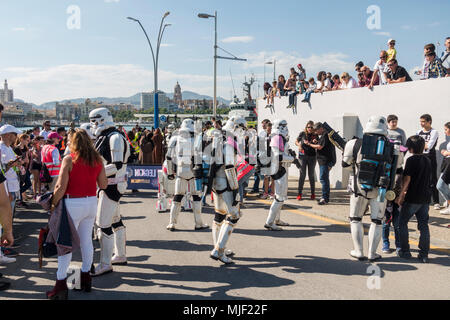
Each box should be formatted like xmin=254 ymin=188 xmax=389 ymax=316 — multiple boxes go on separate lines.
xmin=210 ymin=221 xmax=235 ymax=264
xmin=264 ymin=200 xmax=283 ymax=231
xmin=193 ymin=201 xmax=208 ymax=230
xmin=167 ymin=201 xmax=181 ymax=231
xmin=111 ymin=226 xmax=127 ymax=265
xmin=368 ymin=222 xmax=383 ymax=262
xmin=350 ymin=221 xmax=366 ymax=261
xmin=212 ymin=220 xmax=234 ymax=257
xmin=91 ymin=230 xmax=114 ymax=277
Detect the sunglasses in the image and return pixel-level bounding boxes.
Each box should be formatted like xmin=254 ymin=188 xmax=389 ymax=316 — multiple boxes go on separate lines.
xmin=306 ymin=127 xmax=313 ymax=129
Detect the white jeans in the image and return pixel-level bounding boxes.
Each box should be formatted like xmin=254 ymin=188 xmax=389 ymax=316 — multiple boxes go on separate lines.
xmin=57 ymin=196 xmax=97 ymax=280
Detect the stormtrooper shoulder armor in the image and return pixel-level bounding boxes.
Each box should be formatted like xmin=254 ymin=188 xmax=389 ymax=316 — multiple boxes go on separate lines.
xmin=109 ymin=132 xmax=126 ymax=163
xmin=342 ymin=139 xmax=358 ymax=168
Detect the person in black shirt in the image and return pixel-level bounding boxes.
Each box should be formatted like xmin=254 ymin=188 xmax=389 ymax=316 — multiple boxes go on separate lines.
xmin=396 ymin=136 xmax=432 ymax=263
xmin=386 ymin=59 xmax=412 ymax=84
xmin=309 ymin=122 xmax=336 ymax=205
xmin=294 ymin=121 xmax=318 ymax=200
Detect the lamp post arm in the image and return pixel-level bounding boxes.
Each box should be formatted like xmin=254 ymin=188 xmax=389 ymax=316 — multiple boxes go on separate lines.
xmin=135 ymin=20 xmax=157 ymax=70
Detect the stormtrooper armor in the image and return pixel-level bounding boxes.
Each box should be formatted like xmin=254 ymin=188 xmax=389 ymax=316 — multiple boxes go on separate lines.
xmin=342 ymin=116 xmax=394 ymax=262
xmin=157 ymin=160 xmax=192 ymax=212
xmin=165 ymin=119 xmax=208 ymax=231
xmin=89 ymin=108 xmax=131 ymax=276
xmin=209 ymin=117 xmax=244 ymax=264
xmin=264 ymin=119 xmax=294 ymax=231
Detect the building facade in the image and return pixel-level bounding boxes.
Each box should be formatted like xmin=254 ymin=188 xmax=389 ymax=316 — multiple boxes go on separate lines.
xmin=140 ymin=90 xmax=169 ymax=110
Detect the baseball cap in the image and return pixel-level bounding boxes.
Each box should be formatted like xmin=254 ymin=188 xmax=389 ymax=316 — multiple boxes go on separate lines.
xmin=0 ymin=124 xmax=22 ymax=135
xmin=48 ymin=132 xmax=63 ymax=140
xmin=297 ymin=63 xmax=303 ymax=69
xmin=388 ymin=39 xmax=396 ymax=44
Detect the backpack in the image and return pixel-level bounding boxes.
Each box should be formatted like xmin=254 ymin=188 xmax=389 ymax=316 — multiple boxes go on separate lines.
xmin=39 ymin=163 xmax=53 ymax=184
xmin=352 ymin=134 xmax=394 ymax=195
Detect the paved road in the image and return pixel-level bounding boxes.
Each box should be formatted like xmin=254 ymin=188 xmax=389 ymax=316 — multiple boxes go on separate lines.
xmin=1 ymin=190 xmax=449 ymax=300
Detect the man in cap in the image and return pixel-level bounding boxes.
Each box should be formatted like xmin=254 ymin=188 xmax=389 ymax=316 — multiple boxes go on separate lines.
xmin=0 ymin=124 xmax=22 ymax=264
xmin=41 ymin=132 xmax=63 ymax=192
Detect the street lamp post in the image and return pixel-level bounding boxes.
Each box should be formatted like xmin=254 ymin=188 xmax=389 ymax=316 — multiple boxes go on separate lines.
xmin=198 ymin=11 xmax=246 ymax=119
xmin=127 ymin=12 xmax=170 ymax=129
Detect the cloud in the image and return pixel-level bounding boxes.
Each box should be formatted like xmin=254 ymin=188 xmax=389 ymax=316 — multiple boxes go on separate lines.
xmin=401 ymin=25 xmax=417 ymax=31
xmin=427 ymin=22 xmax=440 ymax=28
xmin=240 ymin=51 xmax=354 ymax=79
xmin=2 ymin=64 xmax=231 ymax=104
xmin=221 ymin=36 xmax=254 ymax=43
xmin=12 ymin=27 xmax=26 ymax=32
xmin=104 ymin=0 xmax=120 ymax=2
xmin=160 ymin=43 xmax=175 ymax=47
xmin=373 ymin=31 xmax=391 ymax=37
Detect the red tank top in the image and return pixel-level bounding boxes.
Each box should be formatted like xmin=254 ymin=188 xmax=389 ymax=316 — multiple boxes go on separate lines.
xmin=65 ymin=153 xmax=103 ymax=197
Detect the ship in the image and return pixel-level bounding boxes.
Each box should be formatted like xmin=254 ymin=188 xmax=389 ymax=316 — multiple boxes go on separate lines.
xmin=227 ymin=76 xmax=258 ymax=128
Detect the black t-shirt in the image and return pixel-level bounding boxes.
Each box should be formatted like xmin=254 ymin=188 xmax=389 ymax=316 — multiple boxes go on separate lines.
xmin=0 ymin=172 xmax=5 ymax=184
xmin=297 ymin=132 xmax=317 ymax=157
xmin=387 ymin=66 xmax=412 ymax=82
xmin=316 ymin=134 xmax=336 ymax=166
xmin=403 ymin=155 xmax=432 ymax=204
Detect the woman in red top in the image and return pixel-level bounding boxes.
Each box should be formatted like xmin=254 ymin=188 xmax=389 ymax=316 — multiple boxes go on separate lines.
xmin=47 ymin=130 xmax=107 ymax=300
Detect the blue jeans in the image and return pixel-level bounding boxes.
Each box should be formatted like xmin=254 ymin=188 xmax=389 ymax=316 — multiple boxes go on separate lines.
xmin=437 ymin=174 xmax=450 ymax=201
xmin=382 ymin=203 xmax=400 ymax=250
xmin=302 ymin=91 xmax=312 ymax=102
xmin=319 ymin=165 xmax=330 ymax=202
xmin=252 ymin=173 xmax=262 ymax=192
xmin=398 ymin=203 xmax=430 ymax=257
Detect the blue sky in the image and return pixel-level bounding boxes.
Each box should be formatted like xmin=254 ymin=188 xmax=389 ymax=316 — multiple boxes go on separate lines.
xmin=0 ymin=0 xmax=448 ymax=104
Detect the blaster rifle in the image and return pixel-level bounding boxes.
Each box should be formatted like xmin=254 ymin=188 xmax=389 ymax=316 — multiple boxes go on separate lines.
xmin=322 ymin=122 xmax=347 ymax=151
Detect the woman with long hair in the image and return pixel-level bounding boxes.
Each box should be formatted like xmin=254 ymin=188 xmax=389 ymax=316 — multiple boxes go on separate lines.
xmin=46 ymin=129 xmax=107 ymax=300
xmin=294 ymin=121 xmax=318 ymax=201
xmin=13 ymin=134 xmax=32 ymax=206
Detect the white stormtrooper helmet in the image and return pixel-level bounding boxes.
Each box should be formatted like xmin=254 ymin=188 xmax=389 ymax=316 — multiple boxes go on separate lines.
xmin=272 ymin=119 xmax=289 ymax=139
xmin=167 ymin=124 xmax=175 ymax=133
xmin=179 ymin=118 xmax=195 ymax=134
xmin=223 ymin=118 xmax=235 ymax=133
xmin=79 ymin=123 xmax=95 ymax=140
xmin=364 ymin=116 xmax=388 ymax=136
xmin=89 ymin=108 xmax=115 ymax=137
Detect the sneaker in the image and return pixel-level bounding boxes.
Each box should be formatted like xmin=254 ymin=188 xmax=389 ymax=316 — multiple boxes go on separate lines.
xmin=397 ymin=251 xmax=412 ymax=259
xmin=440 ymin=207 xmax=450 ymax=215
xmin=417 ymin=254 xmax=429 ymax=263
xmin=1 ymin=248 xmax=18 ymax=257
xmin=382 ymin=246 xmax=393 ymax=254
xmin=0 ymin=255 xmax=16 ymax=264
xmin=318 ymin=198 xmax=327 ymax=205
xmin=260 ymin=193 xmax=269 ymax=199
xmin=296 ymin=194 xmax=302 ymax=201
xmin=310 ymin=194 xmax=316 ymax=201
xmin=434 ymin=204 xmax=441 ymax=210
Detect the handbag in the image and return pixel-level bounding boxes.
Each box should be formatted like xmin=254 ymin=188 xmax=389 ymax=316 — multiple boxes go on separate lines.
xmin=38 ymin=226 xmax=57 ymax=268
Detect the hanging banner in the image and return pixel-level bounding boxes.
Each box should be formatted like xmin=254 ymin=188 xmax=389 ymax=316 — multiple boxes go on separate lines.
xmin=126 ymin=165 xmax=162 ymax=190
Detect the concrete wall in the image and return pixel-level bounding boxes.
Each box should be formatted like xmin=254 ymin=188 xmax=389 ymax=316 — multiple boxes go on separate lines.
xmin=257 ymin=77 xmax=450 ymax=188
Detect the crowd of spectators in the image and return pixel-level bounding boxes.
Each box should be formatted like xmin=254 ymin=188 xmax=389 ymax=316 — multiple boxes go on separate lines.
xmin=264 ymin=37 xmax=449 ymax=108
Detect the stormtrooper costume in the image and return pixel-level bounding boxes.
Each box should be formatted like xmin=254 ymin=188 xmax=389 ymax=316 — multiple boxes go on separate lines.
xmin=342 ymin=116 xmax=395 ymax=262
xmin=157 ymin=160 xmax=193 ymax=212
xmin=89 ymin=108 xmax=131 ymax=276
xmin=165 ymin=119 xmax=208 ymax=231
xmin=209 ymin=117 xmax=245 ymax=264
xmin=264 ymin=120 xmax=294 ymax=231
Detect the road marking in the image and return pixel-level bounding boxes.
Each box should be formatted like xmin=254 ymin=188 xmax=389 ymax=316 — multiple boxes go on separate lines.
xmin=256 ymin=198 xmax=450 ymax=255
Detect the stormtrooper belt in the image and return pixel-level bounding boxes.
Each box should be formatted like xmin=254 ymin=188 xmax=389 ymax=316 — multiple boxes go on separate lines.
xmin=108 ymin=176 xmax=128 ymax=185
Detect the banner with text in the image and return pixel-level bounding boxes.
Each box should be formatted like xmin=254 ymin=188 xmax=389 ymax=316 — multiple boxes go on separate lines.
xmin=126 ymin=165 xmax=162 ymax=190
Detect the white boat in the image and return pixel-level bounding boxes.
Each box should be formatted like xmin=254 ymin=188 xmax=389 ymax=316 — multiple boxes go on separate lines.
xmin=227 ymin=76 xmax=258 ymax=128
